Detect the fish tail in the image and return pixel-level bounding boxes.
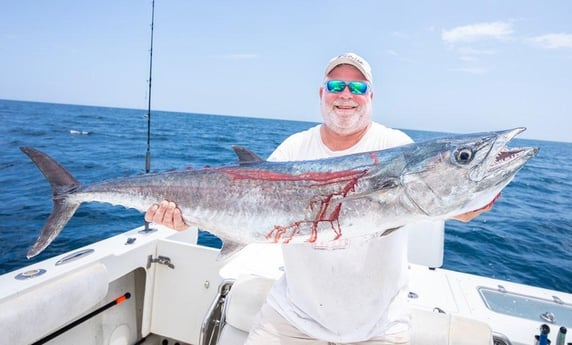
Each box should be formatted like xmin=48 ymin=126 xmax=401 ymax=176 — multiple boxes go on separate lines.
xmin=20 ymin=147 xmax=81 ymax=258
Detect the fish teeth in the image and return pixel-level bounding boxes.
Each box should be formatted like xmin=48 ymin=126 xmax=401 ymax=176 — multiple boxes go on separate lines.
xmin=491 ymin=150 xmax=521 ymax=169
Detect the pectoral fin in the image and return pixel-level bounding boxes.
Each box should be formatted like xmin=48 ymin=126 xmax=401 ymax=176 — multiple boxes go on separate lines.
xmin=217 ymin=238 xmax=247 ymax=261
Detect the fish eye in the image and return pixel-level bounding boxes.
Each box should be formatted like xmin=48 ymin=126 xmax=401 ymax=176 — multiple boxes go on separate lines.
xmin=455 ymin=148 xmax=474 ymax=164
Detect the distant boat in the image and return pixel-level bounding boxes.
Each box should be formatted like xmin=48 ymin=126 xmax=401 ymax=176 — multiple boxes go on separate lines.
xmin=69 ymin=129 xmax=90 ymax=135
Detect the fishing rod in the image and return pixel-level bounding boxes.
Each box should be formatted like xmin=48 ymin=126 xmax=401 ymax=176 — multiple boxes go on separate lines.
xmin=145 ymin=0 xmax=155 ymax=174
xmin=31 ymin=293 xmax=131 ymax=345
xmin=142 ymin=0 xmax=157 ymax=233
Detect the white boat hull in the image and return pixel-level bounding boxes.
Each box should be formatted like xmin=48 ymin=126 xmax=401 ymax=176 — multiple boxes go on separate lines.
xmin=0 ymin=224 xmax=570 ymax=345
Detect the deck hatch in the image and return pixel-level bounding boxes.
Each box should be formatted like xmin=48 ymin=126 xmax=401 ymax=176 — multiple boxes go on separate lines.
xmin=479 ymin=286 xmax=572 ymax=325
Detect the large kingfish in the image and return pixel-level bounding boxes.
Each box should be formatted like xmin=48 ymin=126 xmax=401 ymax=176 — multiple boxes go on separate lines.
xmin=21 ymin=127 xmax=538 ymax=258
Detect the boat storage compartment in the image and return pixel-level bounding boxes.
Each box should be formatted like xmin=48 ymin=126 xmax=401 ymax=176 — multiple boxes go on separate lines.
xmin=479 ymin=287 xmax=572 ymax=325
xmin=149 ymin=230 xmax=223 ymax=344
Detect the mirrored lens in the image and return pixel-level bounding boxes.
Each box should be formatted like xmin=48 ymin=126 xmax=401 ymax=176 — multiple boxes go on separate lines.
xmin=326 ymin=80 xmax=346 ymax=93
xmin=325 ymin=80 xmax=368 ymax=95
xmin=347 ymin=81 xmax=368 ymax=94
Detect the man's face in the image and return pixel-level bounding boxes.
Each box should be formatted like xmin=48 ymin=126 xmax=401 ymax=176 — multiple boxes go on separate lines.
xmin=320 ymin=64 xmax=373 ymax=136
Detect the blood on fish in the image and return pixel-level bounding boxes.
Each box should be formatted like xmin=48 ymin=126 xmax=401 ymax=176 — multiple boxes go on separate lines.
xmin=219 ymin=167 xmax=367 ymax=185
xmin=265 ymin=170 xmax=364 ymax=243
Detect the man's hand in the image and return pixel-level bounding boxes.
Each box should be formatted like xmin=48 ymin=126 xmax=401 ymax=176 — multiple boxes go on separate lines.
xmin=145 ymin=200 xmax=189 ymax=231
xmin=452 ymin=193 xmax=501 ymax=223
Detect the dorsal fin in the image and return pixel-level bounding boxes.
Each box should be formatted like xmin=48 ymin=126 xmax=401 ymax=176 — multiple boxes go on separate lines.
xmin=232 ymin=145 xmax=264 ymax=164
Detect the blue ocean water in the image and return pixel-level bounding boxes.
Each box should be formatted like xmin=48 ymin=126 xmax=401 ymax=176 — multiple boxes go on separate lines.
xmin=1 ymin=99 xmax=571 ymax=294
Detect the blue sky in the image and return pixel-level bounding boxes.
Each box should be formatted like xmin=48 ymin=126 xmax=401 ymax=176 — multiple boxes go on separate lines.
xmin=1 ymin=1 xmax=571 ymax=142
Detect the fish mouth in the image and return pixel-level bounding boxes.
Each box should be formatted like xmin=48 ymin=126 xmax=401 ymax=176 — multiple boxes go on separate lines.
xmin=473 ymin=127 xmax=539 ymax=181
xmin=490 ymin=148 xmax=533 ymax=170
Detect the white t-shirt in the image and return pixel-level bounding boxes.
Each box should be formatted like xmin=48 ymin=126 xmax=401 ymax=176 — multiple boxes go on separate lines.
xmin=266 ymin=122 xmax=415 ymax=343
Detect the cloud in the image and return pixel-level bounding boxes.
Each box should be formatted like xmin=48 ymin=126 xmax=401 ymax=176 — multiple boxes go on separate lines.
xmin=527 ymin=33 xmax=572 ymax=49
xmin=442 ymin=22 xmax=514 ymax=43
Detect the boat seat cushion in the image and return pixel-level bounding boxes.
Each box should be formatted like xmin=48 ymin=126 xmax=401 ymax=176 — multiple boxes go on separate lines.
xmin=0 ymin=263 xmax=109 ymax=345
xmin=224 ymin=274 xmax=275 ymax=332
xmin=218 ymin=275 xmax=492 ymax=345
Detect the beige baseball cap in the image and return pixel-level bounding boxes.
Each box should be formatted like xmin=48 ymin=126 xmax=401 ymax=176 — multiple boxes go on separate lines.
xmin=324 ymin=52 xmax=373 ymax=83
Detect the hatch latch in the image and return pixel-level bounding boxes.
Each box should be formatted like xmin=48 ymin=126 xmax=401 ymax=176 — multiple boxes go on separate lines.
xmin=147 ymin=255 xmax=175 ymax=269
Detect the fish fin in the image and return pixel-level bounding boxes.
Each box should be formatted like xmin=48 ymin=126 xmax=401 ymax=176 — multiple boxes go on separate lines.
xmin=27 ymin=199 xmax=81 ymax=258
xmin=217 ymin=238 xmax=247 ymax=261
xmin=379 ymin=226 xmax=402 ymax=237
xmin=232 ymin=146 xmax=264 ymax=164
xmin=20 ymin=147 xmax=82 ymax=258
xmin=20 ymin=147 xmax=80 ymax=189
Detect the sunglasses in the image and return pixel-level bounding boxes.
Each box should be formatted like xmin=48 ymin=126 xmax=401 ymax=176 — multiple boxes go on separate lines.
xmin=325 ymin=80 xmax=370 ymax=95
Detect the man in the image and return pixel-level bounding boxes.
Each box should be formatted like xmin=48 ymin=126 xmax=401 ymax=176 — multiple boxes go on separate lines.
xmin=146 ymin=52 xmax=493 ymax=344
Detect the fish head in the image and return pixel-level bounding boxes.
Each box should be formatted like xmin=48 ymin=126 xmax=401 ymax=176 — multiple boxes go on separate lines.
xmin=401 ymin=127 xmax=538 ymax=218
